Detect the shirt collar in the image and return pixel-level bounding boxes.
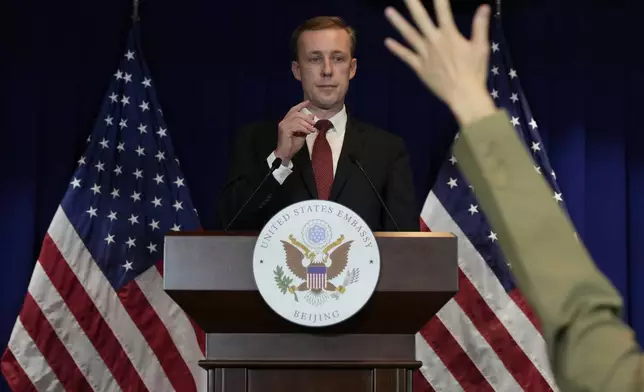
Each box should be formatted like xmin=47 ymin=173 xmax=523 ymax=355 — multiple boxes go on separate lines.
xmin=302 ymin=105 xmax=347 ymax=137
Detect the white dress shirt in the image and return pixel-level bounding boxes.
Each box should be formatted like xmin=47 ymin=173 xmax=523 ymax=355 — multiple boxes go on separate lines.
xmin=267 ymin=105 xmax=347 ymax=184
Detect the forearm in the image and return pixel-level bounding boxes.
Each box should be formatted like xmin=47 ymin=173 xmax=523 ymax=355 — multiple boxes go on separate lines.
xmin=453 ymin=110 xmax=643 ymax=391
xmin=452 ymin=110 xmax=620 ymax=326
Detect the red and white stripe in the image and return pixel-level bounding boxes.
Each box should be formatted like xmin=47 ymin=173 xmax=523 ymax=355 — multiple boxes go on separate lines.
xmin=307 ymin=272 xmax=327 ymax=290
xmin=415 ymin=192 xmax=559 ymax=391
xmin=2 ymin=206 xmax=206 ymax=391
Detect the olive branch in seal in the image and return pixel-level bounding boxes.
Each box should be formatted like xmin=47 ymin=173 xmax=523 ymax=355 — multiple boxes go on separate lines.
xmin=273 ymin=265 xmax=298 ymax=302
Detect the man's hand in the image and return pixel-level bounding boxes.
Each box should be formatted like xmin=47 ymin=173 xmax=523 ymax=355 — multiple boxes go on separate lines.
xmin=275 ymin=100 xmax=317 ymax=164
xmin=384 ymin=0 xmax=497 ymax=127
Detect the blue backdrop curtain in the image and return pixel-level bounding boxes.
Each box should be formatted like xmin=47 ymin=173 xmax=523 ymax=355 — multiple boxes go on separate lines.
xmin=0 ymin=0 xmax=641 ymax=389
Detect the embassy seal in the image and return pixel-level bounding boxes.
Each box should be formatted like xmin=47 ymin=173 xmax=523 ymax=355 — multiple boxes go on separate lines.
xmin=252 ymin=200 xmax=381 ymax=327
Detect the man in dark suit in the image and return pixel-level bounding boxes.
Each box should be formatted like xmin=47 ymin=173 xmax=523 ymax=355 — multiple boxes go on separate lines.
xmin=219 ymin=16 xmax=419 ymax=232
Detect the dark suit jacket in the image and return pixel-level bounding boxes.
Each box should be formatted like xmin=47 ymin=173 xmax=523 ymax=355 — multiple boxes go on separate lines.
xmin=218 ymin=114 xmax=419 ymax=232
xmin=455 ymin=110 xmax=643 ymax=392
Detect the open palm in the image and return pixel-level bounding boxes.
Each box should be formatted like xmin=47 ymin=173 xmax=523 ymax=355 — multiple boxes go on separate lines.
xmin=384 ymin=0 xmax=492 ymax=111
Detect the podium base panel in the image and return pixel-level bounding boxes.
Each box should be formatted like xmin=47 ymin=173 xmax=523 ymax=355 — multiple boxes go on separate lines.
xmin=203 ymin=364 xmax=419 ymax=392
xmin=202 ymin=334 xmax=421 ymax=391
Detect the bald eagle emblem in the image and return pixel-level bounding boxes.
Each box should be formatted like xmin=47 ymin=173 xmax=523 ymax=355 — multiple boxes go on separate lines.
xmin=273 ymin=220 xmax=360 ymax=307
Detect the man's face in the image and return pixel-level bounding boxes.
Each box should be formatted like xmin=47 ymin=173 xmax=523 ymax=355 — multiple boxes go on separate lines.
xmin=292 ymin=28 xmax=357 ymax=110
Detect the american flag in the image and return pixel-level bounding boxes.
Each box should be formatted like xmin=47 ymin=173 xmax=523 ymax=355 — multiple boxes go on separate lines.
xmin=413 ymin=12 xmax=564 ymax=392
xmin=1 ymin=26 xmax=206 ymax=391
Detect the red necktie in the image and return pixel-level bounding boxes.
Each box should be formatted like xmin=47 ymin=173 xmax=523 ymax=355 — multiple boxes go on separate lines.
xmin=311 ymin=119 xmax=333 ymax=200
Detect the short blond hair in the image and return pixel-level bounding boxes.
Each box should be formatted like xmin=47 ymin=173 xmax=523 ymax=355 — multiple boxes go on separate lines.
xmin=291 ymin=16 xmax=357 ymax=61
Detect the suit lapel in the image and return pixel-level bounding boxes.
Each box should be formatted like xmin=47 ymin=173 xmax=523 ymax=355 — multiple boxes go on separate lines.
xmin=292 ymin=144 xmax=318 ymax=198
xmin=329 ymin=116 xmax=365 ymax=201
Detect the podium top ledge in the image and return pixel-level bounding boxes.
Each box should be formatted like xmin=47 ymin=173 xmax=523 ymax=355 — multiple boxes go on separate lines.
xmin=165 ymin=231 xmax=455 ymax=238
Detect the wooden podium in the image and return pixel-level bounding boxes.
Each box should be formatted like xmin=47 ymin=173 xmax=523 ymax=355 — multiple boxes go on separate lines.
xmin=164 ymin=231 xmax=457 ymax=392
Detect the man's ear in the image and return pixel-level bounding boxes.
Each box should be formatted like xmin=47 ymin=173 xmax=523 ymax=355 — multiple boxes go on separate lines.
xmin=349 ymin=58 xmax=357 ymax=80
xmin=292 ymin=61 xmax=302 ymax=81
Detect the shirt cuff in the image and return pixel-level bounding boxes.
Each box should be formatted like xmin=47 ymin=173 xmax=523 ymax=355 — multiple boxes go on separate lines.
xmin=267 ymin=151 xmax=293 ymax=185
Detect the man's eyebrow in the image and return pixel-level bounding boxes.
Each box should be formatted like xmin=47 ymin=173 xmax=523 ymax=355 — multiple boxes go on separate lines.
xmin=306 ymin=50 xmax=347 ymax=55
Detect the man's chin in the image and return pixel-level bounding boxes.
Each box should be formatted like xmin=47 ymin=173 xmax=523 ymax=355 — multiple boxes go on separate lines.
xmin=312 ymin=97 xmax=343 ymax=110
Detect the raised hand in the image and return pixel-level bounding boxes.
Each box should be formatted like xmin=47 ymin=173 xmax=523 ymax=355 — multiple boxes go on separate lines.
xmin=384 ymin=0 xmax=496 ymax=126
xmin=275 ymin=100 xmax=317 ymax=163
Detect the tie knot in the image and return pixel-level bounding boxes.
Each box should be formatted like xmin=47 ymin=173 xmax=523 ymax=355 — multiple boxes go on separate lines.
xmin=315 ymin=119 xmax=333 ymax=134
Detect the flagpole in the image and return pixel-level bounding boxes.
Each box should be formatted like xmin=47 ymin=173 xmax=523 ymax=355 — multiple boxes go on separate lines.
xmin=132 ymin=0 xmax=140 ymax=23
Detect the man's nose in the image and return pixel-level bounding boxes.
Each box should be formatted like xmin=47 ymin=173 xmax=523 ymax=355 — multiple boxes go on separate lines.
xmin=321 ymin=58 xmax=333 ymax=76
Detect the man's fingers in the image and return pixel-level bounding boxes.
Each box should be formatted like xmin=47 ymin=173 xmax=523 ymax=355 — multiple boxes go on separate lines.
xmin=471 ymin=4 xmax=491 ymax=49
xmin=300 ymin=119 xmax=317 ymax=133
xmin=384 ymin=38 xmax=422 ymax=73
xmin=291 ymin=119 xmax=316 ymax=134
xmin=433 ymin=0 xmax=458 ymax=32
xmin=403 ymin=0 xmax=438 ymax=40
xmin=291 ymin=111 xmax=315 ymax=124
xmin=287 ymin=100 xmax=310 ymax=115
xmin=384 ymin=7 xmax=427 ymax=56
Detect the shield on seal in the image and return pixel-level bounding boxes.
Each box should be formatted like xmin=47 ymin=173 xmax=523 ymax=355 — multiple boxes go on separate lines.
xmin=306 ymin=264 xmax=327 ymax=290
